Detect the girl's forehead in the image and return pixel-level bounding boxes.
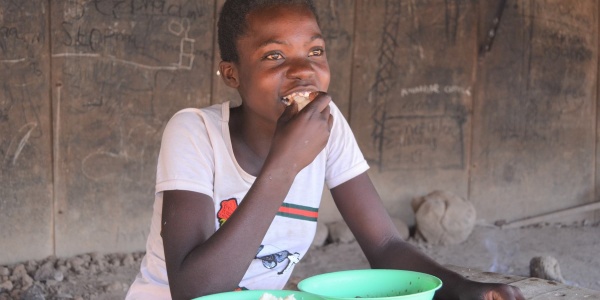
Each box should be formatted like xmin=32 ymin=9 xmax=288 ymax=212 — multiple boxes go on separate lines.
xmin=244 ymin=4 xmax=321 ymax=37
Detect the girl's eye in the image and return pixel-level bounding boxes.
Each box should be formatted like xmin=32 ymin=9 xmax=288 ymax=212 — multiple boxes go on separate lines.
xmin=309 ymin=48 xmax=324 ymax=57
xmin=263 ymin=52 xmax=283 ymax=60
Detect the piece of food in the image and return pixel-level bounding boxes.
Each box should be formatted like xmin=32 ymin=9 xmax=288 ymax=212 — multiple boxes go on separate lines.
xmin=259 ymin=292 xmax=297 ymax=300
xmin=281 ymin=91 xmax=314 ymax=111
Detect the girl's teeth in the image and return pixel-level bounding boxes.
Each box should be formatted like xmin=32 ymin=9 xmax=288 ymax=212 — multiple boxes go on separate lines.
xmin=281 ymin=91 xmax=312 ymax=108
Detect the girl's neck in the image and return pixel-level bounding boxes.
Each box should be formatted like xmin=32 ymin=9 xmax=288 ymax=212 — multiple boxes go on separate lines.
xmin=229 ymin=105 xmax=275 ymax=176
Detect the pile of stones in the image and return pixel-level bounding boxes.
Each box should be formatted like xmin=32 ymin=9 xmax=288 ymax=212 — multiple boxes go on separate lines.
xmin=0 ymin=252 xmax=144 ymax=300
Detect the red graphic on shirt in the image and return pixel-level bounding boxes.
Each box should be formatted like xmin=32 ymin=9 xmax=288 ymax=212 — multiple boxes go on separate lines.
xmin=217 ymin=198 xmax=238 ymax=227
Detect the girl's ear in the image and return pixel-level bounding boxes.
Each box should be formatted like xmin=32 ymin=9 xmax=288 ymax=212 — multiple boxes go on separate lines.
xmin=218 ymin=61 xmax=240 ymax=88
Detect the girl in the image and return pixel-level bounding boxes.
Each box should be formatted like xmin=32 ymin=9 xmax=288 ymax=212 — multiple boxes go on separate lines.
xmin=127 ymin=1 xmax=525 ymax=299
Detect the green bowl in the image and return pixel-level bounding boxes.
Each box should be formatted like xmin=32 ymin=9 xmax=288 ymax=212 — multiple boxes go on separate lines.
xmin=297 ymin=269 xmax=442 ymax=300
xmin=193 ymin=290 xmax=325 ymax=300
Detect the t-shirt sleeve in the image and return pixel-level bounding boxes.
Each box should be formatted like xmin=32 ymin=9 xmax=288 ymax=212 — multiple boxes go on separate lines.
xmin=325 ymin=103 xmax=370 ymax=189
xmin=155 ymin=109 xmax=214 ymax=197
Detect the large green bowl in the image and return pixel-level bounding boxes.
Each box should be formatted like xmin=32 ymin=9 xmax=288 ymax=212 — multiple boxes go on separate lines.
xmin=193 ymin=290 xmax=325 ymax=300
xmin=297 ymin=269 xmax=442 ymax=300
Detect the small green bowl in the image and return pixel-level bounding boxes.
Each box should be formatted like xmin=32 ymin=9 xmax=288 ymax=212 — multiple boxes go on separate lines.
xmin=297 ymin=269 xmax=442 ymax=300
xmin=193 ymin=290 xmax=325 ymax=300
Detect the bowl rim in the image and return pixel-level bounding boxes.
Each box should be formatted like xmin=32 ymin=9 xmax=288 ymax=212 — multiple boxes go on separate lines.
xmin=192 ymin=289 xmax=324 ymax=300
xmin=297 ymin=269 xmax=443 ymax=299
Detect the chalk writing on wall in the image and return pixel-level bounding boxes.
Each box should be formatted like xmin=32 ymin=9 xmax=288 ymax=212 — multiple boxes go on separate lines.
xmin=50 ymin=0 xmax=215 ymax=255
xmin=382 ymin=116 xmax=464 ymax=170
xmin=51 ymin=0 xmax=213 ymax=173
xmin=0 ymin=0 xmax=53 ymax=263
xmin=0 ymin=2 xmax=47 ymax=172
xmin=367 ymin=0 xmax=469 ymax=171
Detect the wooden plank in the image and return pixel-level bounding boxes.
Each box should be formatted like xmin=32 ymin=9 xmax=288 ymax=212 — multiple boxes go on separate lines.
xmin=50 ymin=0 xmax=215 ymax=257
xmin=596 ymin=0 xmax=600 ymax=224
xmin=0 ymin=0 xmax=53 ymax=265
xmin=445 ymin=265 xmax=526 ymax=284
xmin=351 ymin=0 xmax=477 ymax=223
xmin=449 ymin=266 xmax=600 ymax=300
xmin=501 ymin=201 xmax=600 ymax=228
xmin=504 ymin=278 xmax=563 ymax=298
xmin=211 ymin=0 xmax=356 ymax=119
xmin=528 ymin=286 xmax=600 ymax=300
xmin=470 ymin=0 xmax=598 ymax=223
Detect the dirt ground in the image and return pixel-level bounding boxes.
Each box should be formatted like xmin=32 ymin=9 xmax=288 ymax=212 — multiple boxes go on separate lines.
xmin=1 ymin=222 xmax=598 ymax=299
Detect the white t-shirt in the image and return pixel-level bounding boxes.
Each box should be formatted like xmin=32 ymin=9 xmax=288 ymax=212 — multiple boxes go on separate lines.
xmin=126 ymin=101 xmax=369 ymax=299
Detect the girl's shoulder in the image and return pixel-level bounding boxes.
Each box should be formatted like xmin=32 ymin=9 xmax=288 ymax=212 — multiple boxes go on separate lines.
xmin=173 ymin=102 xmax=227 ymax=120
xmin=167 ymin=102 xmax=229 ymax=127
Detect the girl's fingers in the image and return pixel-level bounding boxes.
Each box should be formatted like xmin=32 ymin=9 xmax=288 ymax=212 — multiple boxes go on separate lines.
xmin=278 ymin=100 xmax=298 ymax=123
xmin=483 ymin=285 xmax=525 ymax=300
xmin=305 ymin=91 xmax=331 ymax=112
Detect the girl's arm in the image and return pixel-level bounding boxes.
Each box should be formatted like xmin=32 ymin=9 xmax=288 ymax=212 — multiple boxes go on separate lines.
xmin=162 ymin=96 xmax=333 ymax=300
xmin=330 ymin=172 xmax=524 ymax=300
xmin=162 ymin=164 xmax=295 ymax=299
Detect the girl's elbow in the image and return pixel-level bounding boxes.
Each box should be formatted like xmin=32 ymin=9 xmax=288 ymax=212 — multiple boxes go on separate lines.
xmin=169 ymin=276 xmax=235 ymax=300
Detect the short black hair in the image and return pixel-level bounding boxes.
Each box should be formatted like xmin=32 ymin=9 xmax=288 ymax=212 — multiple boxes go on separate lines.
xmin=218 ymin=0 xmax=319 ymax=63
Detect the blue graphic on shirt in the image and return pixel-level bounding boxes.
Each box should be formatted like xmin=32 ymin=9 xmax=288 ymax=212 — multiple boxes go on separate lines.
xmin=255 ymin=245 xmax=301 ymax=275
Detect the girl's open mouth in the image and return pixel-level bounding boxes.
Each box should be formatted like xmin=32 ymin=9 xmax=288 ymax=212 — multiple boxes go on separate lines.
xmin=280 ymin=91 xmax=313 ymax=110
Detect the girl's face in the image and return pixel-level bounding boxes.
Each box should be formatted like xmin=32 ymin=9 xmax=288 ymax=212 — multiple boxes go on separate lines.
xmin=232 ymin=4 xmax=330 ymax=123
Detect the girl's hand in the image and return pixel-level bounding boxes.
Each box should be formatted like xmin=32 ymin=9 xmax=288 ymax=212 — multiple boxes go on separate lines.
xmin=455 ymin=281 xmax=525 ymax=300
xmin=269 ymin=92 xmax=333 ymax=172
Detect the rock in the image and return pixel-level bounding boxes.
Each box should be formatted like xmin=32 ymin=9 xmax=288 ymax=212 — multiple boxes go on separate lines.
xmin=104 ymin=282 xmax=127 ymax=292
xmin=57 ymin=265 xmax=69 ymax=276
xmin=89 ymin=265 xmax=98 ymax=275
xmin=122 ymin=254 xmax=135 ymax=267
xmin=90 ymin=252 xmax=107 ymax=270
xmin=0 ymin=268 xmax=9 ymax=277
xmin=12 ymin=265 xmax=27 ymax=280
xmin=90 ymin=252 xmax=104 ymax=262
xmin=53 ymin=270 xmax=64 ymax=282
xmin=68 ymin=257 xmax=85 ymax=274
xmin=34 ymin=262 xmax=55 ymax=282
xmin=328 ymin=221 xmax=355 ymax=243
xmin=21 ymin=273 xmax=34 ymax=290
xmin=311 ymin=222 xmax=329 ymax=247
xmin=20 ymin=283 xmax=45 ymax=300
xmin=390 ymin=217 xmax=410 ymax=240
xmin=0 ymin=280 xmax=13 ymax=292
xmin=411 ymin=190 xmax=476 ymax=245
xmin=109 ymin=256 xmax=122 ymax=267
xmin=25 ymin=261 xmax=38 ymax=275
xmin=530 ymin=255 xmax=565 ymax=283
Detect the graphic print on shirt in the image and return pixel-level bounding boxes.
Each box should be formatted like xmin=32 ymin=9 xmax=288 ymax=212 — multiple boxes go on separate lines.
xmin=217 ymin=198 xmax=238 ymax=227
xmin=255 ymin=245 xmax=301 ymax=275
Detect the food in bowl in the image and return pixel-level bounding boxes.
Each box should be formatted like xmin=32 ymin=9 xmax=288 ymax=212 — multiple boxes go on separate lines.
xmin=259 ymin=292 xmax=296 ymax=300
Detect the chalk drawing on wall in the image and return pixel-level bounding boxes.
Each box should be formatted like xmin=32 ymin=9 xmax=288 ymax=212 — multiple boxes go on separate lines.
xmin=1 ymin=70 xmax=45 ymax=171
xmin=4 ymin=122 xmax=38 ymax=166
xmin=368 ymin=0 xmax=401 ymax=172
xmin=0 ymin=1 xmax=47 ymax=182
xmin=367 ymin=0 xmax=467 ymax=172
xmin=52 ymin=17 xmax=196 ymax=71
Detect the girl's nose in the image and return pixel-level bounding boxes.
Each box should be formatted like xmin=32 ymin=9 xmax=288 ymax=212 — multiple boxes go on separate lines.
xmin=285 ymin=58 xmax=314 ymax=80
